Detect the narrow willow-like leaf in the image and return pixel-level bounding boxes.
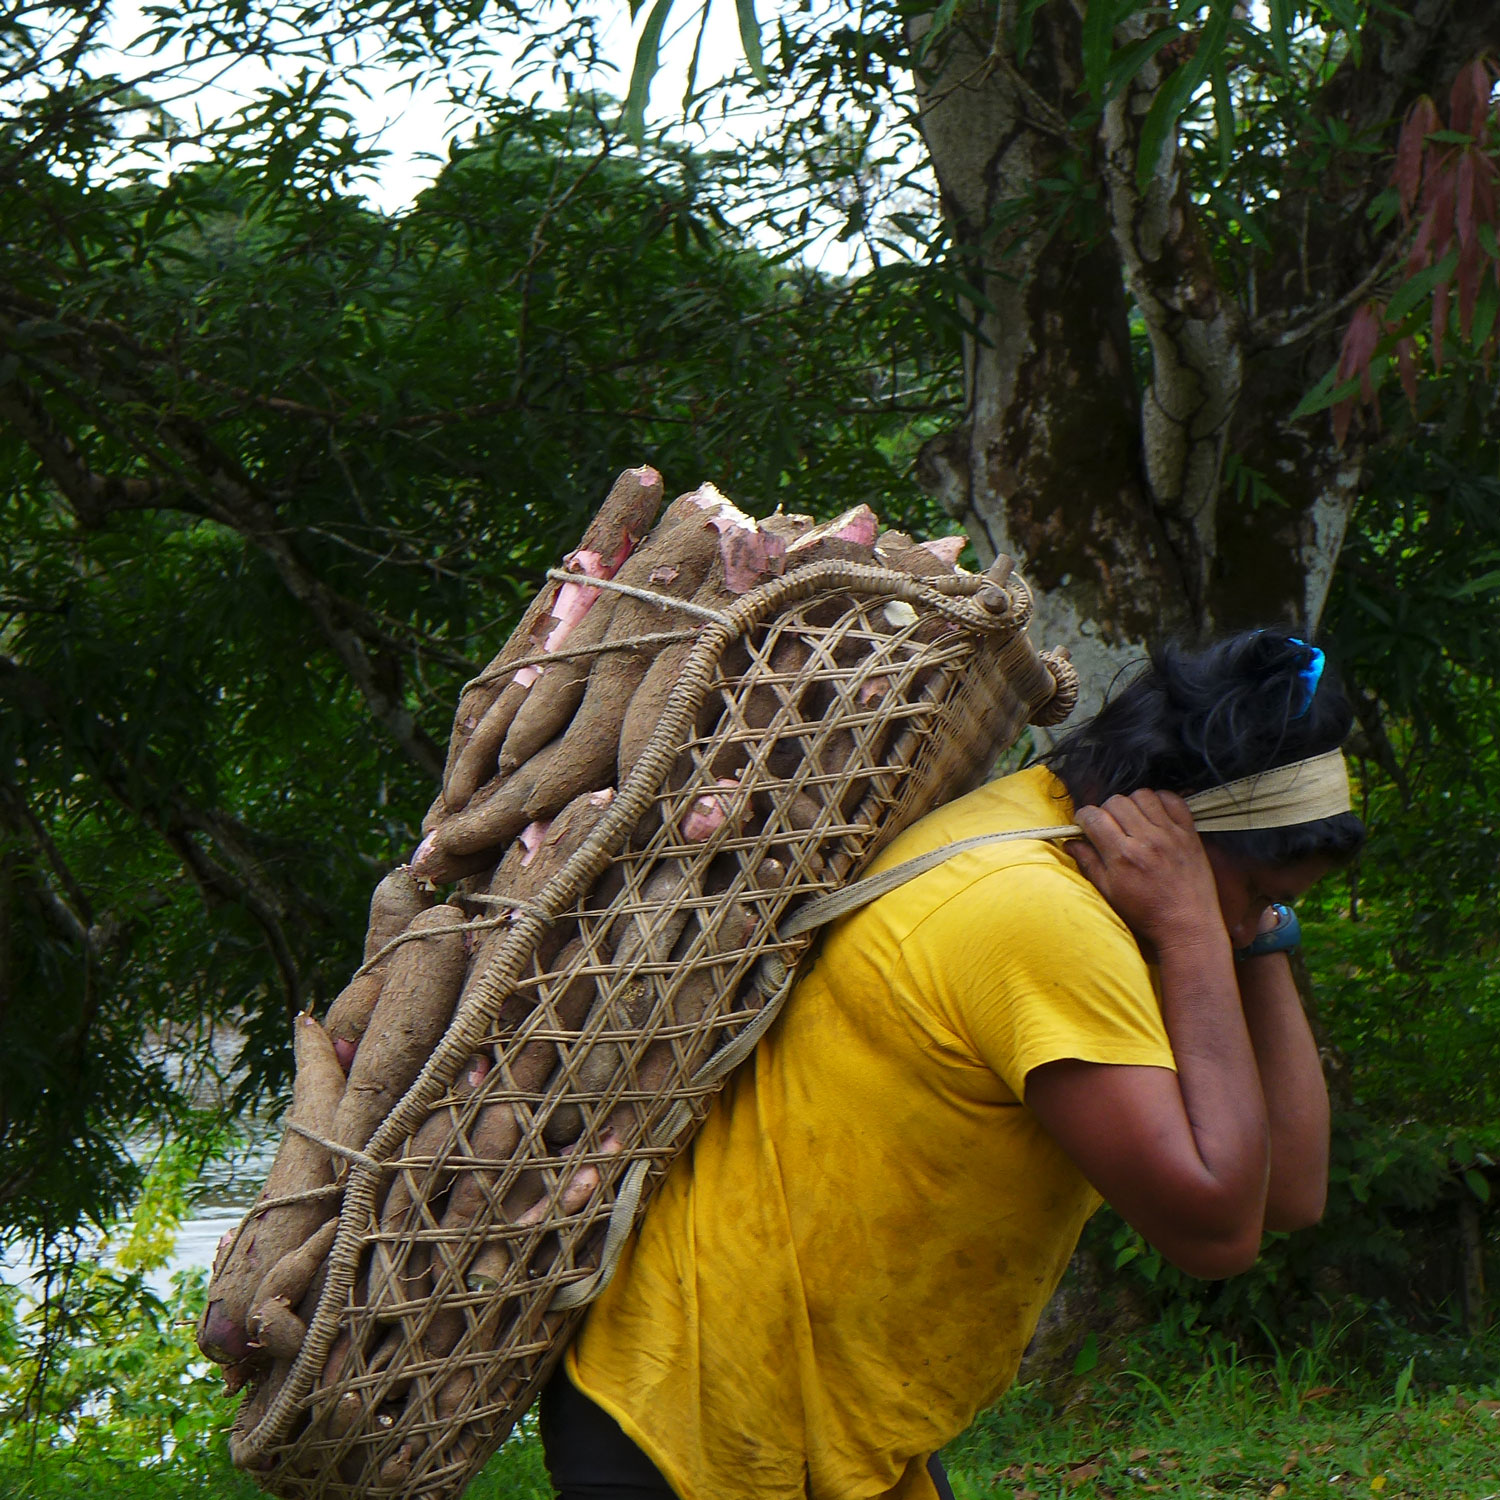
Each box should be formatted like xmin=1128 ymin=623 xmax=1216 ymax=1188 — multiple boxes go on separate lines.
xmin=1289 ymin=366 xmax=1361 ymax=422
xmin=917 ymin=0 xmax=963 ymax=63
xmin=1385 ymin=249 xmax=1459 ymax=325
xmin=1135 ymin=68 xmax=1191 ymax=191
xmin=623 ymin=0 xmax=675 ymax=142
xmin=1134 ymin=0 xmax=1232 ymax=190
xmin=1211 ymin=62 xmax=1233 ymax=172
xmin=734 ymin=0 xmax=769 ymax=85
xmin=1011 ymin=0 xmax=1048 ymax=65
xmin=1468 ymin=272 xmax=1499 ymax=349
xmin=1267 ymin=0 xmax=1292 ymax=73
xmin=1081 ymin=0 xmax=1119 ymax=100
xmin=1315 ymin=0 xmax=1363 ymax=59
xmin=1103 ymin=28 xmax=1179 ymax=103
xmin=684 ymin=0 xmax=713 ymax=106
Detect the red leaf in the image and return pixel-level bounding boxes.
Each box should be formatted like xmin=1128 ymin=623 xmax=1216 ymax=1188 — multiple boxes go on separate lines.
xmin=1331 ymin=395 xmax=1354 ymax=449
xmin=1394 ymin=98 xmax=1437 ymax=216
xmin=1456 ymin=233 xmax=1484 ymax=339
xmin=1396 ymin=337 xmax=1419 ymax=412
xmin=1450 ymin=58 xmax=1485 ymax=138
xmin=1457 ymin=149 xmax=1478 ymax=246
xmin=1333 ymin=302 xmax=1386 ymax=444
xmin=1432 ymin=277 xmax=1451 ymax=368
xmin=1409 ymin=204 xmax=1437 ymax=271
xmin=1336 ymin=302 xmax=1384 ymax=386
xmin=1472 ymin=57 xmax=1496 ymax=131
xmin=1429 ymin=170 xmax=1457 ymax=261
xmin=1474 ymin=151 xmax=1499 ymax=232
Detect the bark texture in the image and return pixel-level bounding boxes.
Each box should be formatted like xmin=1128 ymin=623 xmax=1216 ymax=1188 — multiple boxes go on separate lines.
xmin=912 ymin=0 xmax=1500 ymax=711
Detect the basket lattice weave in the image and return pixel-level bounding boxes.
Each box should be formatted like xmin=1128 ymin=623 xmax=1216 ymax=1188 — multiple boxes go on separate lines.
xmin=230 ymin=557 xmax=1076 ymax=1499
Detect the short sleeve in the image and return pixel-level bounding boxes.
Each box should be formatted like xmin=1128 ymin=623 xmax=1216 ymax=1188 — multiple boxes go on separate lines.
xmin=894 ymin=856 xmax=1178 ymax=1100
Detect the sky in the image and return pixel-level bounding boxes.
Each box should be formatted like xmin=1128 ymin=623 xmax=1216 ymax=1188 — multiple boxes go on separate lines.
xmin=100 ymin=0 xmax=766 ymax=213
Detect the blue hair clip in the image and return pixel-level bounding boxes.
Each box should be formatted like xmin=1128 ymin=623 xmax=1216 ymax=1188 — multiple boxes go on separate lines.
xmin=1288 ymin=637 xmax=1325 ymax=717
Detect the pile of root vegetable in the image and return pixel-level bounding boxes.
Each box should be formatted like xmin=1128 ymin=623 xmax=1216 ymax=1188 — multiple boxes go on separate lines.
xmin=196 ymin=467 xmax=1076 ymax=1500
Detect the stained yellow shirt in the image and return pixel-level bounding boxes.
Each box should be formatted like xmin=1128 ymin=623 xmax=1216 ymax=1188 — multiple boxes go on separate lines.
xmin=568 ymin=766 xmax=1175 ymax=1500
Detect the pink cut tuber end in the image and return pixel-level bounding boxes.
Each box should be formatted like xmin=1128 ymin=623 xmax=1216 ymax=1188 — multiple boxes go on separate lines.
xmin=717 ymin=522 xmax=788 ymax=594
xmin=518 ymin=820 xmax=553 ymax=867
xmin=410 ymin=832 xmax=437 ymax=874
xmin=919 ymin=535 xmax=966 ymax=566
xmin=683 ymin=777 xmax=741 ymax=841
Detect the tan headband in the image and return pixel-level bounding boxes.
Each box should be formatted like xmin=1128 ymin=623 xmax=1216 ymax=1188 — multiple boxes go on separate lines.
xmin=1183 ymin=749 xmax=1352 ymax=832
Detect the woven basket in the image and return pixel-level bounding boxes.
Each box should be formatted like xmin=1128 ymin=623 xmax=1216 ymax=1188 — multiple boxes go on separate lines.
xmin=229 ymin=556 xmax=1077 ymax=1499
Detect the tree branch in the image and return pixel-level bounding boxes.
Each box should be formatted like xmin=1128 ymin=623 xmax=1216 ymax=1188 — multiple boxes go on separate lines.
xmin=1 ymin=323 xmax=445 ymax=781
xmin=0 ymin=381 xmax=171 ymax=528
xmin=1096 ymin=23 xmax=1245 ymax=623
xmin=0 ymin=657 xmax=312 ymax=1021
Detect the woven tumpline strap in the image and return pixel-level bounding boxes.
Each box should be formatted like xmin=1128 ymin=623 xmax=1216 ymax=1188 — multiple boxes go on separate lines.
xmin=778 ymin=826 xmax=1083 ymax=939
xmin=781 ymin=750 xmax=1352 ymax=940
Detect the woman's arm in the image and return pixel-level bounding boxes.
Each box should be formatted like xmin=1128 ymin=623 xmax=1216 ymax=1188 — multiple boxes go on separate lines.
xmin=1023 ymin=789 xmax=1272 ymax=1279
xmin=1237 ymin=949 xmax=1329 ymax=1230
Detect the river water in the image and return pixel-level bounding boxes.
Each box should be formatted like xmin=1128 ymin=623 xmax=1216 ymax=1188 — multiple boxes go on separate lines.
xmin=1 ymin=1033 xmax=280 ymax=1297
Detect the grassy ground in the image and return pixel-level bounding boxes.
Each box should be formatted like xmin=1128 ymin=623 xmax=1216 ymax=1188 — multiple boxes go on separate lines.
xmin=4 ymin=1280 xmax=1498 ymax=1500
xmin=942 ymin=1356 xmax=1500 ymax=1499
xmin=7 ymin=1359 xmax=1499 ymax=1500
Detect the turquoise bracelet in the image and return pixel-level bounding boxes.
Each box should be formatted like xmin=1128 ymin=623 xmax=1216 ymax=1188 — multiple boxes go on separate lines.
xmin=1234 ymin=903 xmax=1301 ymax=961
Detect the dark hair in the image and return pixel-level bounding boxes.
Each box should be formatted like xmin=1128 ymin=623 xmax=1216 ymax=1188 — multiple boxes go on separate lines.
xmin=1043 ymin=630 xmax=1366 ymax=868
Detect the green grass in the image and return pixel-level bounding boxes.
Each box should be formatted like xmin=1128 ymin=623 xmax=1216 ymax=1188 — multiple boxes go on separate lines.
xmin=5 ymin=1256 xmax=1499 ymax=1500
xmin=12 ymin=1355 xmax=1497 ymax=1500
xmin=941 ymin=1343 xmax=1500 ymax=1500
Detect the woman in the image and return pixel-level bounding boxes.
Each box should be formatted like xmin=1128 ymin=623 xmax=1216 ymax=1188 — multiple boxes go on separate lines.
xmin=539 ymin=630 xmax=1365 ymax=1500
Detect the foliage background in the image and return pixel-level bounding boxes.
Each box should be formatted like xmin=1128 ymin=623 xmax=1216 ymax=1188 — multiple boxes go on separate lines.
xmin=2 ymin=0 xmax=1499 ymax=1484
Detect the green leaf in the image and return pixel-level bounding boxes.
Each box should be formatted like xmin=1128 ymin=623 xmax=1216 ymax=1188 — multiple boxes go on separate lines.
xmin=1267 ymin=0 xmax=1292 ymax=72
xmin=734 ymin=0 xmax=769 ymax=85
xmin=1011 ymin=0 xmax=1049 ymax=65
xmin=1314 ymin=0 xmax=1363 ymax=56
xmin=1464 ymin=1168 xmax=1492 ymax=1201
xmin=1134 ymin=1 xmax=1233 ymax=190
xmin=1290 ymin=367 xmax=1361 ymax=422
xmin=1136 ymin=70 xmax=1190 ymax=190
xmin=1468 ymin=276 xmax=1499 ymax=349
xmin=1385 ymin=249 xmax=1460 ymax=324
xmin=1449 ymin=571 xmax=1500 ymax=600
xmin=1081 ymin=0 xmax=1120 ymax=100
xmin=917 ymin=0 xmax=963 ymax=64
xmin=1073 ymin=1331 xmax=1100 ymax=1376
xmin=1211 ymin=62 xmax=1234 ymax=172
xmin=623 ymin=0 xmax=676 ymax=142
xmin=1103 ymin=28 xmax=1181 ymax=103
xmin=1392 ymin=1355 xmax=1415 ymax=1411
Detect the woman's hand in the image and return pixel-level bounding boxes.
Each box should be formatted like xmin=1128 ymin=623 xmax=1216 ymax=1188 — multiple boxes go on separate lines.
xmin=1069 ymin=790 xmax=1226 ymax=957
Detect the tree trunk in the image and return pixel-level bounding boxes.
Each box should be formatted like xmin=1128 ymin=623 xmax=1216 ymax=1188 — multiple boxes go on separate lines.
xmin=912 ymin=0 xmax=1500 ymax=714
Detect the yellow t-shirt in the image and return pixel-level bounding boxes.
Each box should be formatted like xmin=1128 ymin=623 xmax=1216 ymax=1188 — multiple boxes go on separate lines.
xmin=568 ymin=766 xmax=1176 ymax=1500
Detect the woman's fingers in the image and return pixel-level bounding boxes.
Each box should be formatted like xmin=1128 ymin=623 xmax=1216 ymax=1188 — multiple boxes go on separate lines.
xmin=1065 ymin=837 xmax=1102 ymax=883
xmin=1156 ymin=789 xmax=1196 ymax=831
xmin=1072 ymin=788 xmax=1223 ymax=950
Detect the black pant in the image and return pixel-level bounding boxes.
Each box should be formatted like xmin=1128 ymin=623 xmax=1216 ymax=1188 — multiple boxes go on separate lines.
xmin=539 ymin=1369 xmax=957 ymax=1500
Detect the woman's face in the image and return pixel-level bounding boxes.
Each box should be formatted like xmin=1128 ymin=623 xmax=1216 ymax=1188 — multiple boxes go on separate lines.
xmin=1202 ymin=846 xmax=1336 ymax=950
